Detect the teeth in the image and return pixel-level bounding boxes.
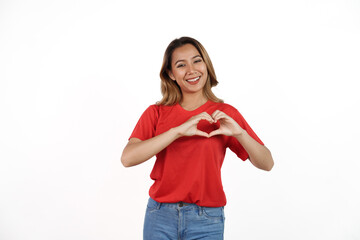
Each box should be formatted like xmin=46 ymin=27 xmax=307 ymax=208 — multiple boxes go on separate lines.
xmin=187 ymin=77 xmax=200 ymax=82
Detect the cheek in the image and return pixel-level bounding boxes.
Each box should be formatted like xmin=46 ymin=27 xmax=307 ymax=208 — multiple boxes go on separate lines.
xmin=199 ymin=64 xmax=208 ymax=74
xmin=201 ymin=69 xmax=208 ymax=80
xmin=175 ymin=71 xmax=187 ymax=81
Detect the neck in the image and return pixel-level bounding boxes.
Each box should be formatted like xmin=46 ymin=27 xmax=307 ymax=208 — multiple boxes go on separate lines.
xmin=180 ymin=92 xmax=208 ymax=111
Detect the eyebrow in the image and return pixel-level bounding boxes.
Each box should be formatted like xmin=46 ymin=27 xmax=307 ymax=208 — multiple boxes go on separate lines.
xmin=174 ymin=55 xmax=202 ymax=65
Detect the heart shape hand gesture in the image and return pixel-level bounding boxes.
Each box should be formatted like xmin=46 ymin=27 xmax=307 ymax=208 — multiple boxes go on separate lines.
xmin=175 ymin=110 xmax=245 ymax=138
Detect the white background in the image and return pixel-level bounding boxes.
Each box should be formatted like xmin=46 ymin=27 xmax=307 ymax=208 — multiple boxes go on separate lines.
xmin=1 ymin=0 xmax=359 ymax=239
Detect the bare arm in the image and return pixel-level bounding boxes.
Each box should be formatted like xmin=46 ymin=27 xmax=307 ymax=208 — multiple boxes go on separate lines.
xmin=234 ymin=131 xmax=274 ymax=171
xmin=121 ymin=128 xmax=180 ymax=167
xmin=121 ymin=112 xmax=214 ymax=167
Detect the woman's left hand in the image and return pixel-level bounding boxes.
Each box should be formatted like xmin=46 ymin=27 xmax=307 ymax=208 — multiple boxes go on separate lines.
xmin=209 ymin=110 xmax=245 ymax=137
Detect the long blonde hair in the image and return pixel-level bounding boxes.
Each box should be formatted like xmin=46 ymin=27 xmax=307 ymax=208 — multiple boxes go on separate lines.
xmin=157 ymin=37 xmax=223 ymax=105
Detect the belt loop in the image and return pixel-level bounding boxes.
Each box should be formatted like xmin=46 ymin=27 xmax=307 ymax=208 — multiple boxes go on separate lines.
xmin=156 ymin=202 xmax=161 ymax=210
xmin=199 ymin=206 xmax=203 ymax=216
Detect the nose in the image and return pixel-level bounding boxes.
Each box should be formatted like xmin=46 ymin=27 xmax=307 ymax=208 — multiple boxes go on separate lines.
xmin=187 ymin=63 xmax=196 ymax=75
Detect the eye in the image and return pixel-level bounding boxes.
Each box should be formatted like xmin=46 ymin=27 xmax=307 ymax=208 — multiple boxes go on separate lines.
xmin=194 ymin=58 xmax=203 ymax=63
xmin=176 ymin=63 xmax=185 ymax=68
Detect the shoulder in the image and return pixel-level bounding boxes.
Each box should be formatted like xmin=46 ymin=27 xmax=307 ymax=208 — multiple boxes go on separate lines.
xmin=138 ymin=104 xmax=161 ymax=119
xmin=147 ymin=102 xmax=176 ymax=110
xmin=145 ymin=103 xmax=178 ymax=116
xmin=148 ymin=104 xmax=160 ymax=110
xmin=141 ymin=104 xmax=159 ymax=113
xmin=154 ymin=103 xmax=179 ymax=112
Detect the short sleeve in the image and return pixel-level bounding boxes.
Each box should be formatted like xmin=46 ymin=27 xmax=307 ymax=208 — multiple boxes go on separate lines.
xmin=129 ymin=105 xmax=159 ymax=141
xmin=226 ymin=108 xmax=264 ymax=161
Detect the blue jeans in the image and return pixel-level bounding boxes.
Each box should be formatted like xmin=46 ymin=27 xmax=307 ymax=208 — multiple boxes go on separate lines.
xmin=143 ymin=198 xmax=225 ymax=240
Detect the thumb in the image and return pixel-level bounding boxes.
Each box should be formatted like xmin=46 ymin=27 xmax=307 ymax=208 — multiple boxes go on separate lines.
xmin=195 ymin=130 xmax=210 ymax=138
xmin=208 ymin=129 xmax=223 ymax=137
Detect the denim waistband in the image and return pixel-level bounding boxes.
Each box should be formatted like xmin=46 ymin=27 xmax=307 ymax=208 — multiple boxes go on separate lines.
xmin=148 ymin=197 xmax=223 ymax=211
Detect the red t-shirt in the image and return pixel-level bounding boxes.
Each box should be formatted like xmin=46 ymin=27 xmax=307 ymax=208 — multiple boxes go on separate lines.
xmin=129 ymin=100 xmax=264 ymax=207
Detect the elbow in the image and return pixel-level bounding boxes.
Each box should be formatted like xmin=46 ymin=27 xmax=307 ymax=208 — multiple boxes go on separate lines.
xmin=263 ymin=148 xmax=274 ymax=171
xmin=121 ymin=148 xmax=145 ymax=168
xmin=121 ymin=160 xmax=131 ymax=168
xmin=251 ymin=159 xmax=274 ymax=171
xmin=264 ymin=161 xmax=274 ymax=171
xmin=264 ymin=154 xmax=274 ymax=171
xmin=250 ymin=149 xmax=274 ymax=171
xmin=121 ymin=154 xmax=132 ymax=168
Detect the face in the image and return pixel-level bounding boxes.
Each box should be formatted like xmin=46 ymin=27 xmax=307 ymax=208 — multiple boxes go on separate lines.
xmin=168 ymin=44 xmax=208 ymax=96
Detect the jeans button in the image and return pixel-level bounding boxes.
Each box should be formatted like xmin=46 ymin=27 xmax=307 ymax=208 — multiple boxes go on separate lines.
xmin=179 ymin=202 xmax=183 ymax=207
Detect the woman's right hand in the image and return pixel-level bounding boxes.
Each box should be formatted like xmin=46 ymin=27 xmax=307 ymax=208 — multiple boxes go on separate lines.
xmin=174 ymin=112 xmax=214 ymax=138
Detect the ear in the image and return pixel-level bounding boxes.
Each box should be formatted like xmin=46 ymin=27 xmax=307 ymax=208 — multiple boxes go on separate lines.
xmin=168 ymin=71 xmax=176 ymax=81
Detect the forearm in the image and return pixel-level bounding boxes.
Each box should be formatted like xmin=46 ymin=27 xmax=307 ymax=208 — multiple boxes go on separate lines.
xmin=121 ymin=128 xmax=181 ymax=167
xmin=234 ymin=131 xmax=274 ymax=171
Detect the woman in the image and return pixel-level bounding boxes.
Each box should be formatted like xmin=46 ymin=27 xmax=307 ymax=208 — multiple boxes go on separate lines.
xmin=121 ymin=36 xmax=274 ymax=240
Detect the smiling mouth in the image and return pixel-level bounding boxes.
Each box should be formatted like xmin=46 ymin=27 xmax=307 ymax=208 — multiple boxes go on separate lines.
xmin=186 ymin=76 xmax=200 ymax=83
